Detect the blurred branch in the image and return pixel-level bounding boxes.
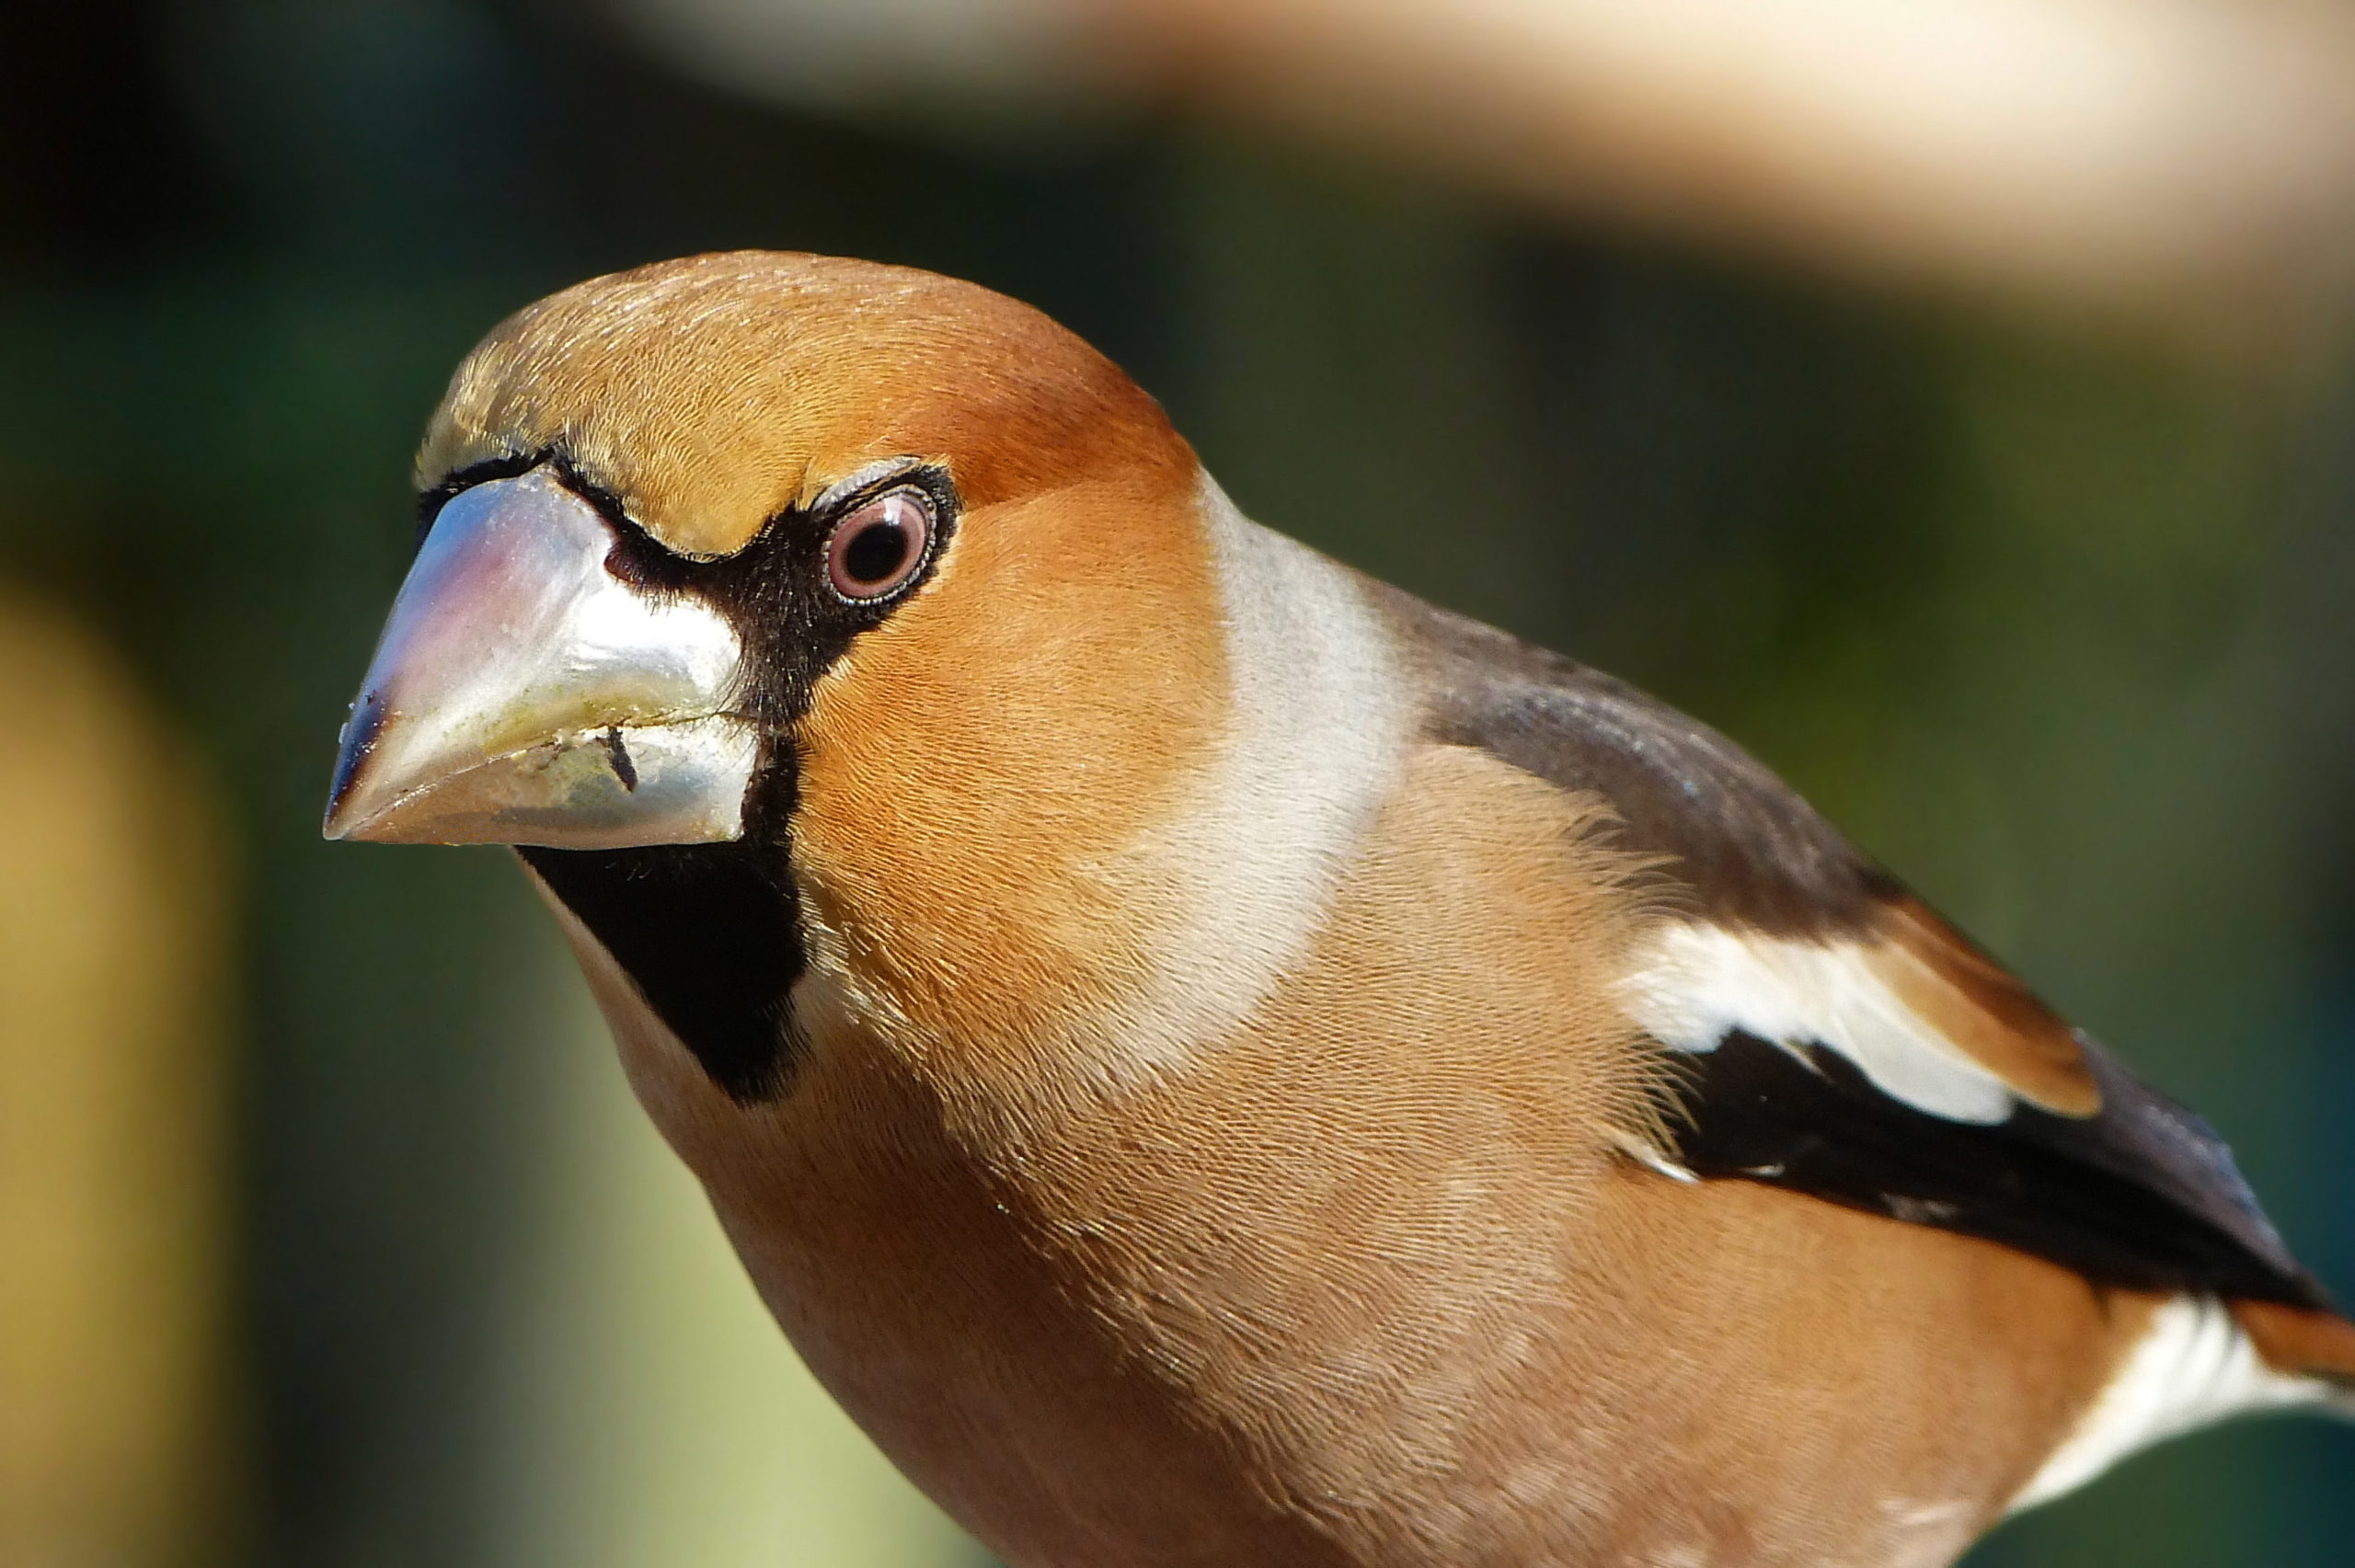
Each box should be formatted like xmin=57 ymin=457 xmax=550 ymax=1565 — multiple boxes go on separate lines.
xmin=0 ymin=593 xmax=240 ymax=1568
xmin=612 ymin=0 xmax=2355 ymax=354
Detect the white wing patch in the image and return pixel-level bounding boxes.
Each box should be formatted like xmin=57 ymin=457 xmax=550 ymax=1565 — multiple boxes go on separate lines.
xmin=1622 ymin=920 xmax=2020 ymax=1125
xmin=2009 ymin=1295 xmax=2329 ymax=1513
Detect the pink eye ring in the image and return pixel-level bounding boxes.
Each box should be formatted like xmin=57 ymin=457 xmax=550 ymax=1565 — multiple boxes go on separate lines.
xmin=825 ymin=489 xmax=934 ymax=601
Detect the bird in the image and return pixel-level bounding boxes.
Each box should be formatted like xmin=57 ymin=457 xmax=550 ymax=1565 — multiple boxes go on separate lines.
xmin=323 ymin=251 xmax=2354 ymax=1568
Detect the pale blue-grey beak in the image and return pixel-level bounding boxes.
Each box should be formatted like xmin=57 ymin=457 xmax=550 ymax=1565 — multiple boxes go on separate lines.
xmin=323 ymin=466 xmax=758 ymax=848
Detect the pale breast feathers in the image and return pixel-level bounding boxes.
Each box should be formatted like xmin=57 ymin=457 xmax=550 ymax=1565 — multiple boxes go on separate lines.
xmin=1371 ymin=585 xmax=2337 ymax=1317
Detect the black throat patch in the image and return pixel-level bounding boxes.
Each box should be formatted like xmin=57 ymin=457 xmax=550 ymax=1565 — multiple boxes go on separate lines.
xmin=521 ymin=765 xmax=807 ymax=1104
xmin=451 ymin=452 xmax=957 ymax=1104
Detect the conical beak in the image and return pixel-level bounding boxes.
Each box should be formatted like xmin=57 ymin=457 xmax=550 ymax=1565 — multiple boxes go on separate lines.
xmin=323 ymin=466 xmax=758 ymax=848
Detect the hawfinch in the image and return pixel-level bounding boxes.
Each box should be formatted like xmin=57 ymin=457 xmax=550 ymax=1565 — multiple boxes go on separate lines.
xmin=323 ymin=252 xmax=2353 ymax=1568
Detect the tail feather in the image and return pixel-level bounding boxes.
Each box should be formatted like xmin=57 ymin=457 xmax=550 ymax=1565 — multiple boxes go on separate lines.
xmin=2010 ymin=1295 xmax=2337 ymax=1513
xmin=2231 ymin=1299 xmax=2355 ymax=1415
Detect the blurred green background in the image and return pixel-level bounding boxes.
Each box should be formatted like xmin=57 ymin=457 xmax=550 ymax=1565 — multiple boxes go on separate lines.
xmin=0 ymin=2 xmax=2348 ymax=1565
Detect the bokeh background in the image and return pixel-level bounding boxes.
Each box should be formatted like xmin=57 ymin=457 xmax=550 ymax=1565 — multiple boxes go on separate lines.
xmin=2 ymin=2 xmax=2351 ymax=1565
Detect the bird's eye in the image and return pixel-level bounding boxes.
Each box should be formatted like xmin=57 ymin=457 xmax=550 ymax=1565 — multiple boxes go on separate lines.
xmin=824 ymin=489 xmax=934 ymax=601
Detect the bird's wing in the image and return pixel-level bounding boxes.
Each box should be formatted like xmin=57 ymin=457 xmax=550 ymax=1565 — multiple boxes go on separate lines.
xmin=1377 ymin=586 xmax=2335 ymax=1314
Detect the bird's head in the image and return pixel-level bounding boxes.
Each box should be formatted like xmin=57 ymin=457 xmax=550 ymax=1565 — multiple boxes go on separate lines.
xmin=326 ymin=250 xmax=1211 ymax=855
xmin=323 ymin=252 xmax=1281 ymax=1102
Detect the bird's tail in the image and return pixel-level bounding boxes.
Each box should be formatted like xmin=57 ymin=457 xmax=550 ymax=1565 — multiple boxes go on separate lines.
xmin=2232 ymin=1300 xmax=2355 ymax=1416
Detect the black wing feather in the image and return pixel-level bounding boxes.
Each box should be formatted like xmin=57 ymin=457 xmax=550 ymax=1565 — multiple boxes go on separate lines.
xmin=1678 ymin=1033 xmax=2326 ymax=1306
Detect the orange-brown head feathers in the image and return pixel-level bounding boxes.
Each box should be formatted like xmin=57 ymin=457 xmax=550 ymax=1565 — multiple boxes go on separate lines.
xmin=419 ymin=251 xmax=1193 ymax=556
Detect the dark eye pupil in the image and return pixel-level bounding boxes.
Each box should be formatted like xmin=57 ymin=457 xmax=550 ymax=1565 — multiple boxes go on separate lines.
xmin=842 ymin=521 xmax=910 ymax=585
